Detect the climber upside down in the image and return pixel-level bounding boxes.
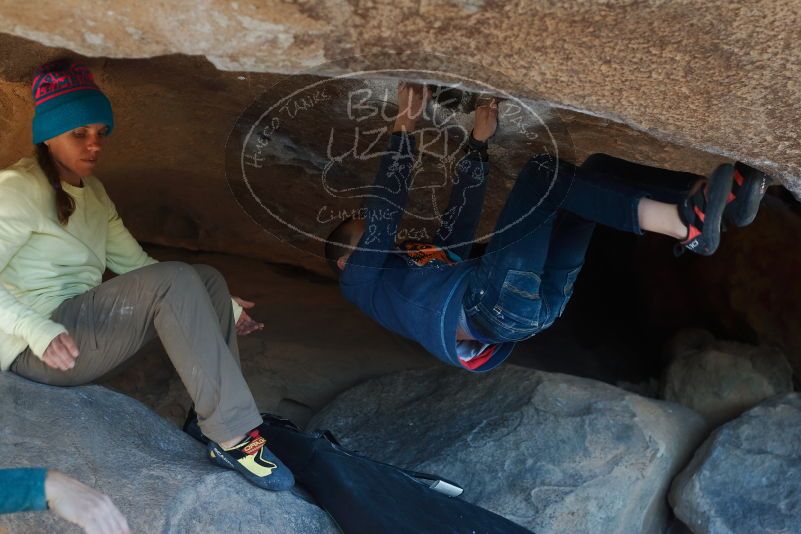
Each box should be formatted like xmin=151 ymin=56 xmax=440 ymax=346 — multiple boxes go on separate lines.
xmin=326 ymin=81 xmax=771 ymax=372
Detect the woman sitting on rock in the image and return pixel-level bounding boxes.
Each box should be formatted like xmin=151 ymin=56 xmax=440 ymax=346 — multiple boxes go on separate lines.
xmin=0 ymin=60 xmax=293 ymax=493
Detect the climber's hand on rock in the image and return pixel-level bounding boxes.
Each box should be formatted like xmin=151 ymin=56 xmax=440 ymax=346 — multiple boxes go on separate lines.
xmin=394 ymin=81 xmax=431 ymax=133
xmin=233 ymin=296 xmax=264 ymax=336
xmin=42 ymin=332 xmax=79 ymax=371
xmin=472 ymin=98 xmax=498 ymax=142
xmin=45 ymin=470 xmax=130 ymax=534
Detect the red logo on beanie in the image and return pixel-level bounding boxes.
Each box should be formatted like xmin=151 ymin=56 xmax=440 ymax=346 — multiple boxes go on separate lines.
xmin=32 ymin=62 xmax=100 ymax=106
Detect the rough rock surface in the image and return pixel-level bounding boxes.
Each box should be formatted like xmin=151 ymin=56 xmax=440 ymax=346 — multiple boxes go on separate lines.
xmin=0 ymin=0 xmax=800 ymax=196
xmin=0 ymin=373 xmax=338 ymax=534
xmin=669 ymin=393 xmax=801 ymax=534
xmin=310 ymin=365 xmax=708 ymax=533
xmin=661 ymin=329 xmax=794 ymax=428
xmin=0 ymin=32 xmax=734 ymax=278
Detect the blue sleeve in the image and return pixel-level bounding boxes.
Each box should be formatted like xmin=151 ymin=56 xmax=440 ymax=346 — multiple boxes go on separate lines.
xmin=341 ymin=132 xmax=417 ymax=284
xmin=432 ymin=142 xmax=491 ymax=260
xmin=0 ymin=468 xmax=48 ymax=515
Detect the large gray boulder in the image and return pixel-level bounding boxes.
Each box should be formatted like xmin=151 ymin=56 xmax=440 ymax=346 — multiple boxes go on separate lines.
xmin=310 ymin=365 xmax=708 ymax=533
xmin=669 ymin=393 xmax=801 ymax=534
xmin=660 ymin=329 xmax=794 ymax=428
xmin=0 ymin=373 xmax=337 ymax=534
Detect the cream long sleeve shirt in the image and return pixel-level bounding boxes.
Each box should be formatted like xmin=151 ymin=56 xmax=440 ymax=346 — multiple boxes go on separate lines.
xmin=0 ymin=156 xmax=242 ymax=371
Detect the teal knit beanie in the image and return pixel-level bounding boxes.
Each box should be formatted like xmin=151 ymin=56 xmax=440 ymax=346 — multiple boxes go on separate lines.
xmin=31 ymin=60 xmax=114 ymax=144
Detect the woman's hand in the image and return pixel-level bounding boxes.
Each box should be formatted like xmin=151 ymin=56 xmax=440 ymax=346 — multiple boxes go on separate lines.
xmin=45 ymin=470 xmax=130 ymax=534
xmin=232 ymin=297 xmax=264 ymax=336
xmin=471 ymin=98 xmax=498 ymax=142
xmin=42 ymin=332 xmax=80 ymax=371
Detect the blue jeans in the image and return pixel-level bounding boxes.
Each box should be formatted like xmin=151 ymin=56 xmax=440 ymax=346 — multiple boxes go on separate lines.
xmin=463 ymin=153 xmax=699 ymax=343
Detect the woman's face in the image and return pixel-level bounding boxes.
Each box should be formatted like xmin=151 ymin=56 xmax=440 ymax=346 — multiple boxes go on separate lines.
xmin=44 ymin=123 xmax=109 ymax=179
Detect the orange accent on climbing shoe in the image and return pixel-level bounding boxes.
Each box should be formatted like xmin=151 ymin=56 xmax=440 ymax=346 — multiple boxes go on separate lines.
xmin=684 ymin=225 xmax=702 ymax=243
xmin=243 ymin=436 xmax=267 ymax=455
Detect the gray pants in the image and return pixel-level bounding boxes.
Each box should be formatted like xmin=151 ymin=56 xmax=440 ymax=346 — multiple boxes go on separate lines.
xmin=11 ymin=262 xmax=262 ymax=443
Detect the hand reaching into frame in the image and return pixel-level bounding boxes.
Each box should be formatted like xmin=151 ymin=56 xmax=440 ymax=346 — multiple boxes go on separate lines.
xmin=45 ymin=470 xmax=130 ymax=534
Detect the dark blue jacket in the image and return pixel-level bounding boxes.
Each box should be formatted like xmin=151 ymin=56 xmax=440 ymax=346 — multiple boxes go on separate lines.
xmin=340 ymin=132 xmax=515 ymax=371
